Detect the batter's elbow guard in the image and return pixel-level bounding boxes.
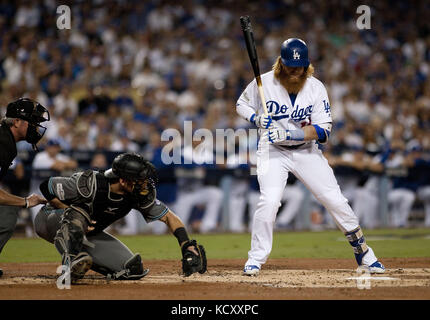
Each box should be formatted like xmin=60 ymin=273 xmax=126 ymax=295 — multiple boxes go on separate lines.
xmin=312 ymin=124 xmax=330 ymax=144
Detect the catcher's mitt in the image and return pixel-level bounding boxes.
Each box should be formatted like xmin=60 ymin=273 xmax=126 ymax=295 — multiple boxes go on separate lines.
xmin=181 ymin=239 xmax=207 ymax=277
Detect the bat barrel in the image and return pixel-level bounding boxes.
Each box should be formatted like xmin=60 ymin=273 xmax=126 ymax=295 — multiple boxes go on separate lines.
xmin=240 ymin=16 xmax=268 ymax=115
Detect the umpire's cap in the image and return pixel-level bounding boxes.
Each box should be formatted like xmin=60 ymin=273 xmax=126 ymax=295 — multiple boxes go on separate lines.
xmin=105 ymin=152 xmax=157 ymax=182
xmin=280 ymin=38 xmax=310 ymax=68
xmin=6 ymin=98 xmax=50 ymax=124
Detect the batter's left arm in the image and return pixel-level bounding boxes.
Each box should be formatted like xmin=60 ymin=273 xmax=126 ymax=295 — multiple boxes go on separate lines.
xmin=305 ymin=123 xmax=332 ymax=144
xmin=267 ymin=122 xmax=332 ymax=144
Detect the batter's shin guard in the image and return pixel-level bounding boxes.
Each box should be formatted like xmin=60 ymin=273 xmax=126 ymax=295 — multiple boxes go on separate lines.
xmin=344 ymin=227 xmax=369 ymax=265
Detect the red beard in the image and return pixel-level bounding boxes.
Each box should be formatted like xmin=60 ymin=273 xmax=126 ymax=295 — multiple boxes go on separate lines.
xmin=278 ymin=68 xmax=308 ymax=94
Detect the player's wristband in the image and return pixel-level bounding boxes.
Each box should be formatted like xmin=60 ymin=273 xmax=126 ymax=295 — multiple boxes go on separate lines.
xmin=22 ymin=197 xmax=29 ymax=209
xmin=249 ymin=113 xmax=256 ymax=126
xmin=287 ymin=129 xmax=305 ymax=141
xmin=174 ymin=227 xmax=190 ymax=246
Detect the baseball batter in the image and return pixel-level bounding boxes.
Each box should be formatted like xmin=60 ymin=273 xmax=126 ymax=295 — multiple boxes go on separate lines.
xmin=236 ymin=38 xmax=385 ymax=276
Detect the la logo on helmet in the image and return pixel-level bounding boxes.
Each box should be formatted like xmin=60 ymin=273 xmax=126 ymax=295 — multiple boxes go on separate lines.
xmin=293 ymin=49 xmax=300 ymax=60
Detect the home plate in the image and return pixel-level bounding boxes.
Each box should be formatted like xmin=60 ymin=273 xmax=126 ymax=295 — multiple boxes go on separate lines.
xmin=345 ymin=276 xmax=398 ymax=281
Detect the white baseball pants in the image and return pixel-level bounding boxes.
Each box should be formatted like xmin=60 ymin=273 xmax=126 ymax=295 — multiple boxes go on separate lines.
xmin=246 ymin=143 xmax=377 ymax=268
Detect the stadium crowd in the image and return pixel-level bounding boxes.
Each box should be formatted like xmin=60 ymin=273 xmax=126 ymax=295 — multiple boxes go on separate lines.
xmin=0 ymin=0 xmax=429 ymax=235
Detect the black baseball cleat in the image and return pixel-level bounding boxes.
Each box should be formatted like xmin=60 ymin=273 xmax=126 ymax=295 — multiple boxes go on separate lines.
xmin=0 ymin=268 xmax=3 ymax=277
xmin=70 ymin=252 xmax=93 ymax=282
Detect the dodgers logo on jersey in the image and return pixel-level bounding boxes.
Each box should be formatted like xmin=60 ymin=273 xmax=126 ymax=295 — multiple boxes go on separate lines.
xmin=266 ymin=100 xmax=289 ymax=120
xmin=323 ymin=99 xmax=331 ymax=116
xmin=291 ymin=105 xmax=313 ymax=121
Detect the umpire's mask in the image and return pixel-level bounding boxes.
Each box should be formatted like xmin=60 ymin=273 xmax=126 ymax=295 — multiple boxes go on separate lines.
xmin=6 ymin=98 xmax=50 ymax=150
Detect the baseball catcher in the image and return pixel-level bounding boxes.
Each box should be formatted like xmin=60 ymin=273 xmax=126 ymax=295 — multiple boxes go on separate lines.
xmin=34 ymin=152 xmax=207 ymax=283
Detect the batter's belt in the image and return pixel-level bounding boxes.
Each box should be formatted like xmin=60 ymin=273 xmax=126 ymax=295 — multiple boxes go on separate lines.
xmin=275 ymin=143 xmax=307 ymax=150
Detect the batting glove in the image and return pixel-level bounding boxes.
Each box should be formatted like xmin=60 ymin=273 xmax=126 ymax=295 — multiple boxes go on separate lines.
xmin=266 ymin=128 xmax=305 ymax=144
xmin=250 ymin=113 xmax=275 ymax=129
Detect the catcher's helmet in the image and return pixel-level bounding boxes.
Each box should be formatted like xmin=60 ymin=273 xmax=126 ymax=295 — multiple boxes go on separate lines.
xmin=5 ymin=98 xmax=50 ymax=148
xmin=105 ymin=152 xmax=156 ymax=182
xmin=280 ymin=38 xmax=310 ymax=68
xmin=105 ymin=153 xmax=157 ymax=208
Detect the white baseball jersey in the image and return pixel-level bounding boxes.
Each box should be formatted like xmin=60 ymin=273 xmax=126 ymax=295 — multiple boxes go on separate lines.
xmin=236 ymin=71 xmax=332 ymax=146
xmin=236 ymin=70 xmax=380 ymax=270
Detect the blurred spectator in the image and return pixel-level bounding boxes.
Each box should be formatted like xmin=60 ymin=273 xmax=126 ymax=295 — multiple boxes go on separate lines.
xmin=0 ymin=0 xmax=429 ymax=232
xmin=90 ymin=152 xmax=109 ymax=171
xmin=53 ymin=86 xmax=79 ymax=119
xmin=385 ymin=143 xmax=416 ymax=228
xmin=110 ymin=129 xmax=140 ymax=153
xmin=174 ymin=140 xmax=223 ymax=233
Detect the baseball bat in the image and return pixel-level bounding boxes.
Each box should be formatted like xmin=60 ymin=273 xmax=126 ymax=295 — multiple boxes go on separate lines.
xmin=240 ymin=15 xmax=268 ymax=116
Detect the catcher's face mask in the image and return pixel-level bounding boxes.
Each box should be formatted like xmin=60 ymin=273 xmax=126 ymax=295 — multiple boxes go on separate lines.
xmin=130 ymin=178 xmax=156 ymax=209
xmin=106 ymin=153 xmax=158 ymax=208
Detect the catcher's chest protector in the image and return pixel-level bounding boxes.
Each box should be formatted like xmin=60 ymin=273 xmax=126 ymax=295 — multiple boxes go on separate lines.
xmin=88 ymin=174 xmax=133 ymax=231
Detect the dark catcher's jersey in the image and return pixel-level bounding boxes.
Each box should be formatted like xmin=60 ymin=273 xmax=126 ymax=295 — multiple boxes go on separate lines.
xmin=44 ymin=170 xmax=169 ymax=234
xmin=0 ymin=123 xmax=18 ymax=182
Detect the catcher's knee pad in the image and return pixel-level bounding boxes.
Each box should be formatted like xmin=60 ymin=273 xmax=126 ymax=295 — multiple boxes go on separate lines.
xmin=345 ymin=226 xmax=368 ymax=265
xmin=34 ymin=207 xmax=49 ymax=241
xmin=35 ymin=205 xmax=65 ymax=243
xmin=54 ymin=209 xmax=87 ymax=257
xmin=102 ymin=254 xmax=149 ymax=280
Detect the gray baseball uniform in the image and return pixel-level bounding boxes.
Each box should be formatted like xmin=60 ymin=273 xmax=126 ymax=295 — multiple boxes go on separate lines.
xmin=34 ymin=170 xmax=169 ymax=277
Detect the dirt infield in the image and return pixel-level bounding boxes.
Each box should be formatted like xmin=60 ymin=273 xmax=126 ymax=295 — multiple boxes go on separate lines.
xmin=1 ymin=257 xmax=429 ymax=300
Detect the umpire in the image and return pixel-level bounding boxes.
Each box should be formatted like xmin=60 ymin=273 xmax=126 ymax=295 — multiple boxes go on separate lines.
xmin=0 ymin=98 xmax=50 ymax=277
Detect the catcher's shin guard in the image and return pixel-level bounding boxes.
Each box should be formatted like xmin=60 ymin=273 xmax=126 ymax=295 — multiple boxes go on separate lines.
xmin=54 ymin=208 xmax=88 ymax=269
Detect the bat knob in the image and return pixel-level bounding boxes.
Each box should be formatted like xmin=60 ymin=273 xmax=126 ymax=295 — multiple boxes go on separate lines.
xmin=240 ymin=16 xmax=251 ymax=30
